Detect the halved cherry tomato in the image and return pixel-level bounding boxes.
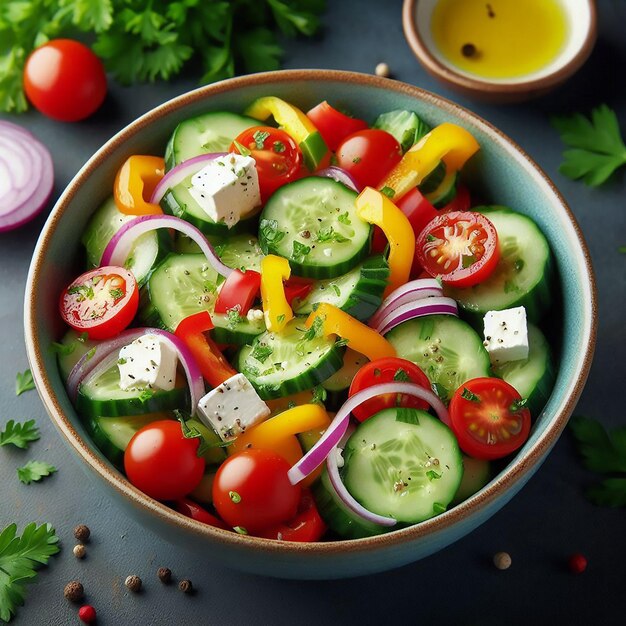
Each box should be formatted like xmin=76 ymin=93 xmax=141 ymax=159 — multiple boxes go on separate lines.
xmin=448 ymin=377 xmax=531 ymax=460
xmin=440 ymin=184 xmax=471 ymax=213
xmin=336 ymin=129 xmax=402 ymax=189
xmin=416 ymin=211 xmax=500 ymax=288
xmin=231 ymin=126 xmax=302 ymax=202
xmin=348 ymin=357 xmax=431 ymax=422
xmin=214 ymin=269 xmax=261 ymax=315
xmin=213 ymin=449 xmax=301 ymax=535
xmin=174 ymin=498 xmax=228 ymax=530
xmin=256 ymin=489 xmax=326 ymax=542
xmin=59 ymin=266 xmax=138 ymax=340
xmin=124 ymin=421 xmax=205 ymax=501
xmin=306 ymin=101 xmax=368 ymax=151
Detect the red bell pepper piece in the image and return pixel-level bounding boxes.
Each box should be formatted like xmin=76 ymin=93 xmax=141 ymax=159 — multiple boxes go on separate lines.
xmin=283 ymin=276 xmax=314 ymax=306
xmin=214 ymin=269 xmax=261 ymax=315
xmin=174 ymin=498 xmax=228 ymax=530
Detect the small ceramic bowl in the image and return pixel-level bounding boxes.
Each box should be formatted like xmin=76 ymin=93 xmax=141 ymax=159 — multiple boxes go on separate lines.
xmin=25 ymin=70 xmax=596 ymax=579
xmin=403 ymin=0 xmax=597 ymax=103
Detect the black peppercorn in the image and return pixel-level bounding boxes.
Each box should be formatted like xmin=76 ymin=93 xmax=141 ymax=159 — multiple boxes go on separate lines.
xmin=73 ymin=524 xmax=91 ymax=542
xmin=157 ymin=567 xmax=172 ymax=584
xmin=64 ymin=580 xmax=85 ymax=603
xmin=179 ymin=579 xmax=193 ymax=594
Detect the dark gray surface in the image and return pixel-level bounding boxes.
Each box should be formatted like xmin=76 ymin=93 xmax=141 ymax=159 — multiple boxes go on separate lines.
xmin=1 ymin=1 xmax=625 ymax=624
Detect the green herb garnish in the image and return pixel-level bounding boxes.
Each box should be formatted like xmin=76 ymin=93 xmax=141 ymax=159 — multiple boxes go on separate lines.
xmin=233 ymin=140 xmax=251 ymax=157
xmin=273 ymin=140 xmax=286 ymax=153
xmin=426 ymin=470 xmax=442 ymax=481
xmin=15 ymin=370 xmax=35 ymax=396
xmin=0 ymin=419 xmax=40 ymax=449
xmin=109 ymin=287 xmax=124 ymax=300
xmin=311 ymin=385 xmax=327 ymax=405
xmin=337 ymin=212 xmax=351 ymax=225
xmin=509 ymin=398 xmax=528 ymax=412
xmin=227 ymin=308 xmax=244 ymax=328
xmin=138 ymin=389 xmax=155 ymax=404
xmin=50 ymin=341 xmax=76 ymax=356
xmin=461 ymin=388 xmax=480 ymax=402
xmin=380 ymin=186 xmax=395 ymax=199
xmin=253 ymin=130 xmax=270 ymax=149
xmin=229 ymin=491 xmax=241 ymax=503
xmin=393 ymin=368 xmax=411 ymax=382
xmin=292 ymin=240 xmax=311 ymax=262
xmin=259 ymin=218 xmax=286 ymax=246
xmin=461 ymin=254 xmax=476 ymax=269
xmin=316 ymin=226 xmax=349 ymax=244
xmin=250 ymin=344 xmax=273 ymax=364
xmin=16 ymin=461 xmax=57 ymax=485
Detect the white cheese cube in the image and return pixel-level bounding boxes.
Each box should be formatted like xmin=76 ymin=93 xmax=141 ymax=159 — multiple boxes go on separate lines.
xmin=197 ymin=373 xmax=270 ymax=441
xmin=483 ymin=307 xmax=529 ymax=365
xmin=118 ymin=334 xmax=178 ymax=391
xmin=189 ymin=154 xmax=261 ymax=227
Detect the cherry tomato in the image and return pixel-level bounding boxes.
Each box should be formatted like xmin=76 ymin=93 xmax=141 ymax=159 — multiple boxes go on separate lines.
xmin=306 ymin=101 xmax=368 ymax=151
xmin=336 ymin=129 xmax=402 ymax=189
xmin=174 ymin=498 xmax=229 ymax=530
xmin=231 ymin=126 xmax=302 ymax=202
xmin=349 ymin=357 xmax=431 ymax=422
xmin=124 ymin=421 xmax=205 ymax=501
xmin=59 ymin=266 xmax=139 ymax=340
xmin=448 ymin=378 xmax=531 ymax=460
xmin=256 ymin=489 xmax=326 ymax=542
xmin=440 ymin=184 xmax=471 ymax=213
xmin=23 ymin=39 xmax=107 ymax=122
xmin=416 ymin=211 xmax=500 ymax=288
xmin=212 ymin=449 xmax=301 ymax=534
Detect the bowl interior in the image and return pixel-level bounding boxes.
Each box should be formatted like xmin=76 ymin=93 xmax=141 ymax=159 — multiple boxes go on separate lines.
xmin=25 ymin=71 xmax=596 ymax=573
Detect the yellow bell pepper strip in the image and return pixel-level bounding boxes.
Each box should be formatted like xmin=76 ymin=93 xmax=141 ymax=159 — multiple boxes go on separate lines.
xmin=356 ymin=187 xmax=415 ymax=297
xmin=378 ymin=123 xmax=480 ymax=202
xmin=260 ymin=254 xmax=294 ymax=332
xmin=230 ymin=404 xmax=331 ymax=487
xmin=244 ymin=96 xmax=329 ymax=171
xmin=114 ymin=155 xmax=165 ymax=215
xmin=266 ymin=390 xmax=316 ymax=417
xmin=305 ymin=303 xmax=397 ymax=361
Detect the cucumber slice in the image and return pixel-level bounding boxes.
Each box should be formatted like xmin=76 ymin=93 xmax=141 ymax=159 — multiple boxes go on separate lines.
xmin=76 ymin=358 xmax=189 ymax=418
xmin=312 ymin=465 xmax=388 ymax=540
xmin=452 ymin=455 xmax=491 ymax=505
xmin=164 ymin=111 xmax=258 ymax=169
xmin=259 ymin=177 xmax=372 ymax=279
xmin=160 ymin=173 xmax=259 ymax=238
xmin=425 ymin=170 xmax=458 ymax=208
xmin=174 ymin=233 xmax=224 ymax=254
xmin=81 ymin=197 xmax=170 ymax=285
xmin=236 ymin=317 xmax=345 ymax=399
xmin=445 ymin=207 xmax=553 ymax=326
xmin=293 ymin=254 xmax=389 ymax=322
xmin=188 ymin=471 xmax=217 ymax=505
xmin=322 ymin=348 xmax=368 ymax=392
xmin=372 ymin=109 xmax=431 ymax=152
xmin=492 ymin=323 xmax=555 ymax=418
xmin=139 ymin=253 xmax=265 ymax=345
xmin=215 ymin=234 xmax=264 ymax=272
xmin=386 ymin=315 xmax=491 ymax=404
xmin=418 ymin=161 xmax=447 ymax=194
xmin=56 ymin=329 xmax=98 ymax=381
xmin=342 ymin=408 xmax=463 ymax=524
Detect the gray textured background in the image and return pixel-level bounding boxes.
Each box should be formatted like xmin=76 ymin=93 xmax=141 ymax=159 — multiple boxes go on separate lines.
xmin=1 ymin=1 xmax=625 ymax=624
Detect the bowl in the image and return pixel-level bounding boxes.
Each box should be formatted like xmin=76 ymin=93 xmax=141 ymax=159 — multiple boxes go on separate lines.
xmin=25 ymin=70 xmax=596 ymax=579
xmin=402 ymin=0 xmax=598 ymax=103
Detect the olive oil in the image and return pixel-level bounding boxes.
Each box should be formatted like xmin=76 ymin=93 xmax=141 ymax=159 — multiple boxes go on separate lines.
xmin=431 ymin=0 xmax=568 ymax=79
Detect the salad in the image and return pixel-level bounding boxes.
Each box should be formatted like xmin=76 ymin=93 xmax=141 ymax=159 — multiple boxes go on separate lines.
xmin=55 ymin=96 xmax=556 ymax=541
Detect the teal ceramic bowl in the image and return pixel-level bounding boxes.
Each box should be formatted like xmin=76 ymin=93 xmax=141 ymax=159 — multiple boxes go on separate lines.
xmin=25 ymin=70 xmax=596 ymax=579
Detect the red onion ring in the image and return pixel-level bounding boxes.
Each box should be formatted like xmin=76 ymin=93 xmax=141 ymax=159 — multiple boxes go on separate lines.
xmin=150 ymin=152 xmax=226 ymax=206
xmin=66 ymin=328 xmax=205 ymax=414
xmin=316 ymin=166 xmax=362 ymax=192
xmin=0 ymin=121 xmax=54 ymax=232
xmin=369 ymin=278 xmax=444 ymax=329
xmin=374 ymin=297 xmax=458 ymax=335
xmin=100 ymin=214 xmax=232 ymax=277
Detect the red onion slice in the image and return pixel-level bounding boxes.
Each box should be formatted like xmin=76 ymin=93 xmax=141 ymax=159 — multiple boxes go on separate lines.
xmin=100 ymin=214 xmax=232 ymax=277
xmin=150 ymin=152 xmax=226 ymax=206
xmin=373 ymin=297 xmax=459 ymax=335
xmin=0 ymin=121 xmax=54 ymax=232
xmin=369 ymin=278 xmax=444 ymax=329
xmin=316 ymin=166 xmax=362 ymax=192
xmin=66 ymin=328 xmax=205 ymax=414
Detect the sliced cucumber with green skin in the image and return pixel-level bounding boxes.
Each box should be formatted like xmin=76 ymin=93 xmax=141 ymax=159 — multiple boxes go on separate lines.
xmin=386 ymin=315 xmax=491 ymax=404
xmin=81 ymin=197 xmax=170 ymax=285
xmin=320 ymin=348 xmax=369 ymax=410
xmin=188 ymin=471 xmax=217 ymax=505
xmin=445 ymin=206 xmax=553 ymax=326
xmin=174 ymin=233 xmax=224 ymax=254
xmin=372 ymin=109 xmax=431 ymax=152
xmin=236 ymin=317 xmax=345 ymax=399
xmin=293 ymin=254 xmax=389 ymax=322
xmin=425 ymin=170 xmax=458 ymax=208
xmin=160 ymin=174 xmax=260 ymax=238
xmin=259 ymin=177 xmax=372 ymax=279
xmin=85 ymin=413 xmax=171 ymax=468
xmin=56 ymin=329 xmax=98 ymax=381
xmin=164 ymin=111 xmax=258 ymax=170
xmin=492 ymin=323 xmax=555 ymax=418
xmin=418 ymin=161 xmax=447 ymax=195
xmin=342 ymin=408 xmax=463 ymax=524
xmin=139 ymin=253 xmax=265 ymax=345
xmin=76 ymin=360 xmax=189 ymax=418
xmin=452 ymin=455 xmax=491 ymax=505
xmin=215 ymin=234 xmax=264 ymax=272
xmin=312 ymin=465 xmax=388 ymax=540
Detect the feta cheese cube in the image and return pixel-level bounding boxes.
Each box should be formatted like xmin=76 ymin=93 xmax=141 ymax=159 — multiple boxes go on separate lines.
xmin=483 ymin=307 xmax=529 ymax=365
xmin=188 ymin=154 xmax=261 ymax=227
xmin=197 ymin=373 xmax=270 ymax=441
xmin=118 ymin=334 xmax=178 ymax=391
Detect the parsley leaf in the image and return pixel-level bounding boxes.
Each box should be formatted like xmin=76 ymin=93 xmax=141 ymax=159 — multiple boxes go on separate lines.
xmin=311 ymin=385 xmax=327 ymax=405
xmin=250 ymin=343 xmax=273 ymax=364
xmin=16 ymin=461 xmax=57 ymax=485
xmin=259 ymin=218 xmax=285 ymax=248
xmin=509 ymin=398 xmax=528 ymax=412
xmin=292 ymin=240 xmax=311 ymax=262
xmin=461 ymin=388 xmax=480 ymax=402
xmin=551 ymin=104 xmax=626 ymax=186
xmin=0 ymin=522 xmax=60 ymax=622
xmin=381 ymin=186 xmax=395 ymax=199
xmin=316 ymin=226 xmax=349 ymax=244
xmin=393 ymin=368 xmax=411 ymax=382
xmin=0 ymin=420 xmax=40 ymax=449
xmin=252 ymin=129 xmax=271 ymax=149
xmin=15 ymin=370 xmax=35 ymax=396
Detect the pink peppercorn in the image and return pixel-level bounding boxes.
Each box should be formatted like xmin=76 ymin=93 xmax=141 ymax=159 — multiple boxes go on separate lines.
xmin=568 ymin=553 xmax=588 ymax=574
xmin=78 ymin=604 xmax=97 ymax=624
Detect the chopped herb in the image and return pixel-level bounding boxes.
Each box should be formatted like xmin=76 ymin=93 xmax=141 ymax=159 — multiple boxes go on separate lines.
xmin=250 ymin=344 xmax=273 ymax=364
xmin=331 ymin=284 xmax=341 ymax=297
xmin=395 ymin=408 xmax=422 ymax=425
xmin=276 ymin=314 xmax=286 ymax=324
xmin=67 ymin=284 xmax=94 ymax=299
xmin=433 ymin=502 xmax=446 ymax=514
xmin=335 ymin=337 xmax=349 ymax=348
xmin=509 ymin=398 xmax=528 ymax=412
xmin=109 ymin=287 xmax=125 ymax=300
xmin=15 ymin=370 xmax=35 ymax=396
xmin=259 ymin=219 xmax=286 ymax=246
xmin=229 ymin=491 xmax=241 ymax=503
xmin=17 ymin=461 xmax=57 ymax=485
xmin=0 ymin=419 xmax=40 ymax=449
xmin=233 ymin=526 xmax=248 ymax=535
xmin=138 ymin=389 xmax=155 ymax=404
xmin=393 ymin=368 xmax=411 ymax=382
xmin=273 ymin=140 xmax=286 ymax=153
xmin=292 ymin=240 xmax=311 ymax=262
xmin=287 ymin=401 xmax=296 ymax=409
xmin=77 ymin=332 xmax=89 ymax=343
xmin=300 ymin=315 xmax=324 ymax=342
xmin=227 ymin=308 xmax=244 ymax=328
xmin=461 ymin=388 xmax=480 ymax=402
xmin=118 ymin=358 xmax=127 ymax=365
xmin=461 ymin=254 xmax=476 ymax=269
xmin=426 ymin=234 xmax=436 ymax=242
xmin=311 ymin=386 xmax=327 ymax=405
xmin=380 ymin=186 xmax=395 ymax=198
xmin=337 ymin=211 xmax=352 ymax=225
xmin=316 ymin=226 xmax=349 ymax=244
xmin=233 ymin=140 xmax=251 ymax=157
xmin=245 ymin=365 xmax=260 ymax=377
xmin=50 ymin=341 xmax=75 ymax=356
xmin=432 ymin=381 xmax=449 ymax=403
xmin=252 ymin=129 xmax=270 ymax=149
xmin=85 ymin=347 xmax=97 ymax=361
xmin=352 ymin=156 xmax=361 ymax=164
xmin=426 ymin=470 xmax=442 ymax=481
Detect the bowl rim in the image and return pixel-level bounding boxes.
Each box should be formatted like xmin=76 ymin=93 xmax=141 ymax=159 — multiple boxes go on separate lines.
xmin=25 ymin=69 xmax=597 ymax=559
xmin=401 ymin=0 xmax=598 ymax=96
